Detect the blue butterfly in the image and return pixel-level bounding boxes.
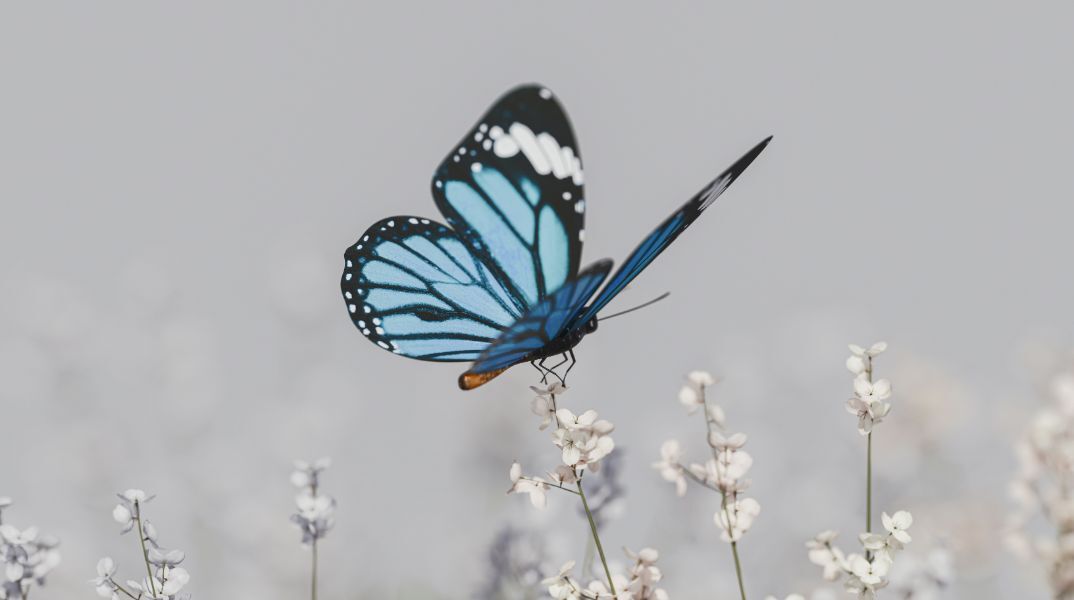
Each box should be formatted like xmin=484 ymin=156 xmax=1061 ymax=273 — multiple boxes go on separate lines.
xmin=341 ymin=84 xmax=770 ymax=390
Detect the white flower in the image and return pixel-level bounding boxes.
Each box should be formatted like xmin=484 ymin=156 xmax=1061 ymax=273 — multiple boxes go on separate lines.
xmin=708 ymin=431 xmax=747 ymax=451
xmin=688 ymin=370 xmax=715 ymax=387
xmin=679 ymin=371 xmax=719 ymax=415
xmin=849 ymin=342 xmax=887 ymax=358
xmin=92 ymin=558 xmax=118 ymax=599
xmin=849 ymin=552 xmax=891 ymax=586
xmin=507 ymin=462 xmax=548 ymax=509
xmin=846 ymin=394 xmax=892 ymax=435
xmin=652 ymin=440 xmax=687 ymax=497
xmin=552 ymin=409 xmax=615 ymax=469
xmin=881 ymin=511 xmax=913 ymax=545
xmin=854 ymin=378 xmax=892 ymax=404
xmin=147 ymin=547 xmax=185 ymax=567
xmin=542 ymin=561 xmax=580 ymax=600
xmin=807 ymin=530 xmax=848 ymax=581
xmin=112 ymin=489 xmax=152 ymax=534
xmin=530 ymin=383 xmax=565 ymax=429
xmin=715 ymin=497 xmax=761 ymax=542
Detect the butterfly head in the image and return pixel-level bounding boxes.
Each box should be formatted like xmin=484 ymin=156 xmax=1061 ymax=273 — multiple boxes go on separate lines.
xmin=583 ymin=317 xmax=599 ymax=334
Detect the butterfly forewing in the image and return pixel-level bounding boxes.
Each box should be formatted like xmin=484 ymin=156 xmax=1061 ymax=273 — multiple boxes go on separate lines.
xmin=431 ymin=85 xmax=586 ymax=309
xmin=569 ymin=137 xmax=772 ymax=328
xmin=342 ymin=216 xmax=523 ymax=361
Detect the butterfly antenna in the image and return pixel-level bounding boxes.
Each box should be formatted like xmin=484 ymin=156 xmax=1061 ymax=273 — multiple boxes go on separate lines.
xmin=597 ymin=292 xmax=671 ymax=322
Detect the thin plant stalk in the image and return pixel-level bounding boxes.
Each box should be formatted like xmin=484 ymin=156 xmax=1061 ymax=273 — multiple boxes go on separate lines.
xmin=577 ymin=480 xmax=616 ymax=596
xmin=701 ymin=386 xmax=748 ymax=600
xmin=134 ymin=501 xmax=157 ymax=597
xmin=864 ymin=355 xmax=874 ymax=561
xmin=311 ymin=538 xmax=318 ymax=600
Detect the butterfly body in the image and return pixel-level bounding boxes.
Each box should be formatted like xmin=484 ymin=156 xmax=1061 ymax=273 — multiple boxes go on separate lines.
xmin=341 ymin=84 xmax=770 ymax=390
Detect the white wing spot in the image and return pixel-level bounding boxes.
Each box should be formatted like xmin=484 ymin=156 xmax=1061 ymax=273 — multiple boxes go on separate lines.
xmin=562 ymin=191 xmax=572 ymax=200
xmin=408 ymin=218 xmax=418 ymax=224
xmin=345 ymin=291 xmax=353 ymax=299
xmin=471 ymin=162 xmax=483 ymax=173
xmin=375 ymin=327 xmax=385 ymax=335
xmin=479 ymin=123 xmax=488 ymax=132
xmin=372 ymin=317 xmax=382 ymax=325
xmin=363 ymin=306 xmax=371 ymax=313
xmin=377 ymin=341 xmax=390 ymax=349
xmin=579 ymin=229 xmax=585 ymax=241
xmin=575 ymin=200 xmax=585 ymax=214
xmin=357 ymin=320 xmax=365 ymax=328
xmin=348 ymin=304 xmax=356 ymax=313
xmin=387 ymin=220 xmax=395 ymax=227
xmin=345 ymin=273 xmax=352 ymax=281
xmin=482 ymin=139 xmax=492 ymax=151
xmin=698 ymin=174 xmax=732 ymax=212
xmin=362 ymin=328 xmax=370 ymax=335
xmin=539 ymin=88 xmax=552 ymax=99
xmin=420 ymin=218 xmax=430 ymax=224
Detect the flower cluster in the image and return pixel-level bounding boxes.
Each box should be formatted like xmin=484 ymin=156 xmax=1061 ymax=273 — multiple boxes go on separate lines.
xmin=653 ymin=372 xmax=760 ymax=542
xmin=290 ymin=458 xmax=336 ymax=546
xmin=1007 ymin=371 xmax=1074 ymax=597
xmin=0 ymin=498 xmax=61 ymax=600
xmin=845 ymin=343 xmax=892 ymax=435
xmin=509 ymin=385 xmax=616 ymax=510
xmin=807 ymin=511 xmax=914 ymax=599
xmin=542 ymin=547 xmax=668 ymax=600
xmin=94 ymin=489 xmax=191 ymax=600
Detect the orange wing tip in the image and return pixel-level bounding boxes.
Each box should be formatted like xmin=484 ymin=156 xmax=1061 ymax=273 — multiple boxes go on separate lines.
xmin=458 ymin=367 xmax=509 ymax=390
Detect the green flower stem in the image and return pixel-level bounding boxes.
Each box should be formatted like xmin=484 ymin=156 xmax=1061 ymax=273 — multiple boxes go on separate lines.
xmin=311 ymin=538 xmax=318 ymax=600
xmin=134 ymin=502 xmax=157 ymax=597
xmin=867 ymin=431 xmax=873 ymax=535
xmin=577 ymin=480 xmax=616 ymax=596
xmin=720 ymin=493 xmax=747 ymax=600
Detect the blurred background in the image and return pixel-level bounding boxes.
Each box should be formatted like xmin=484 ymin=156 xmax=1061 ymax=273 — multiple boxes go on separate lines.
xmin=2 ymin=2 xmax=1074 ymax=598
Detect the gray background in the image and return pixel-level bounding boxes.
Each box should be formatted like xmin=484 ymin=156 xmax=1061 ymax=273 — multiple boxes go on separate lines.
xmin=2 ymin=2 xmax=1072 ymax=598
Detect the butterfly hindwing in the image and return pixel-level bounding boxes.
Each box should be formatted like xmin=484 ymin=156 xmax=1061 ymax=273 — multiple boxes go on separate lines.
xmin=461 ymin=259 xmax=614 ymax=381
xmin=341 ymin=216 xmax=525 ymax=362
xmin=569 ymin=137 xmax=772 ymax=328
xmin=432 ymin=85 xmax=586 ymax=309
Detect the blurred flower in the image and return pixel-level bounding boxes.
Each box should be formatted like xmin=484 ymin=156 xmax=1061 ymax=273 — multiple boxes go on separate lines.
xmin=541 ymin=548 xmax=670 ymax=600
xmin=0 ymin=500 xmax=60 ymax=600
xmin=290 ymin=457 xmax=336 ymax=546
xmin=290 ymin=457 xmax=331 ymax=489
xmin=476 ymin=526 xmax=548 ymax=600
xmin=679 ymin=371 xmax=719 ymax=415
xmin=653 ymin=440 xmax=687 ymax=497
xmin=765 ymin=595 xmax=806 ymax=600
xmin=807 ymin=531 xmax=848 ymax=581
xmin=1008 ymin=368 xmax=1074 ymax=597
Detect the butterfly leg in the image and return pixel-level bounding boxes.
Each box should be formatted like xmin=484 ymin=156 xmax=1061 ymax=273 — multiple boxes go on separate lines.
xmin=544 ymin=353 xmax=570 ymax=385
xmin=531 ymin=360 xmax=553 ymax=383
xmin=537 ymin=357 xmax=551 ymax=383
xmin=562 ymin=349 xmax=578 ymax=383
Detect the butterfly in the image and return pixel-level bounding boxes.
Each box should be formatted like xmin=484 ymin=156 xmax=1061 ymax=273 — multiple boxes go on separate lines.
xmin=341 ymin=84 xmax=770 ymax=390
